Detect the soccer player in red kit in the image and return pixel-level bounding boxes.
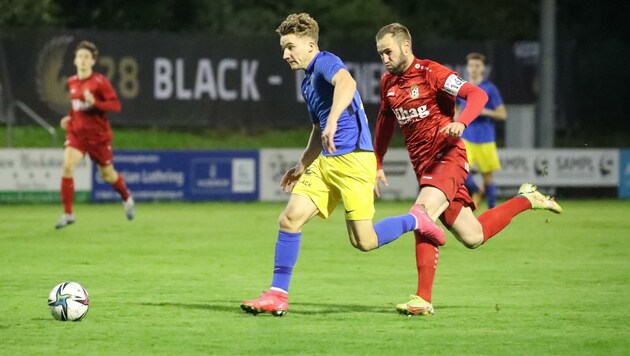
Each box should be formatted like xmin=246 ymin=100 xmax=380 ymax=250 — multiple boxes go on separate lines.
xmin=55 ymin=40 xmax=134 ymax=229
xmin=373 ymin=23 xmax=563 ymax=315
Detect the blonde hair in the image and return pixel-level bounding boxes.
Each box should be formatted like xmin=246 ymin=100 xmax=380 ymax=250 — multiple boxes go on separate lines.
xmin=276 ymin=13 xmax=319 ymax=41
xmin=376 ymin=23 xmax=412 ymax=45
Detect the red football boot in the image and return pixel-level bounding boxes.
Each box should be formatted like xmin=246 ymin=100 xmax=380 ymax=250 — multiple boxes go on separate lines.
xmin=241 ymin=290 xmax=288 ymax=317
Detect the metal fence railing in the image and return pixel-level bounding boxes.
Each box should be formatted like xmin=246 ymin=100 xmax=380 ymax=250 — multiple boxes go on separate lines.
xmin=6 ymin=100 xmax=57 ymax=147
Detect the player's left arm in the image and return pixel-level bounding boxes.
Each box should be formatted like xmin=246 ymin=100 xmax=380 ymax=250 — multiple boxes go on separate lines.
xmin=321 ymin=69 xmax=357 ymax=154
xmin=454 ymin=98 xmax=464 ymax=119
xmin=90 ymin=77 xmax=121 ymax=113
xmin=441 ymin=79 xmax=488 ymax=137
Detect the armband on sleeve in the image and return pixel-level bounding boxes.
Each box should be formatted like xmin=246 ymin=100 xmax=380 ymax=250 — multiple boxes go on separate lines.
xmin=443 ymin=74 xmax=467 ymax=96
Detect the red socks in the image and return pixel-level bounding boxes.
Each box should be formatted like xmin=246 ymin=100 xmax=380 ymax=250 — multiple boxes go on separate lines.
xmin=112 ymin=175 xmax=130 ymax=201
xmin=62 ymin=175 xmax=130 ymax=214
xmin=478 ymin=196 xmax=531 ymax=243
xmin=415 ymin=231 xmax=439 ymax=302
xmin=413 ymin=196 xmax=531 ymax=303
xmin=61 ymin=177 xmax=74 ymax=214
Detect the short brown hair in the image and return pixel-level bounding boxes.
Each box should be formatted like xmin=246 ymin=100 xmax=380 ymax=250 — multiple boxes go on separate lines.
xmin=276 ymin=13 xmax=319 ymax=41
xmin=466 ymin=52 xmax=486 ymax=65
xmin=74 ymin=40 xmax=98 ymax=60
xmin=376 ymin=23 xmax=412 ymax=43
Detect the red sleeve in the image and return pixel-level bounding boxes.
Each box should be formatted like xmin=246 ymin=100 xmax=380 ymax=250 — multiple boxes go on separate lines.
xmin=374 ymin=75 xmax=396 ymax=170
xmin=425 ymin=60 xmax=456 ymax=93
xmin=93 ymin=76 xmax=121 ymax=113
xmin=455 ymin=82 xmax=488 ymax=126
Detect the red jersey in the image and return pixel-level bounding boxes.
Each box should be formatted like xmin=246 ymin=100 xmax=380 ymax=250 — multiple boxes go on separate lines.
xmin=374 ymin=58 xmax=467 ymax=176
xmin=67 ymin=73 xmax=121 ymax=140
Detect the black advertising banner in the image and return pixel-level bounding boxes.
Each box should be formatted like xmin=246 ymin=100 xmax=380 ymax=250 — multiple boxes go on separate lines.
xmin=1 ymin=29 xmax=537 ymax=129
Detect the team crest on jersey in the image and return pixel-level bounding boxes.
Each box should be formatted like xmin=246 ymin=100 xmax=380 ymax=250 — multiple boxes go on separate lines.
xmin=410 ymin=85 xmax=419 ymax=99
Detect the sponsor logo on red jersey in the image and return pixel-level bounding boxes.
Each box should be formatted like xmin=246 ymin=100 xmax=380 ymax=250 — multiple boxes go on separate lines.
xmin=392 ymin=105 xmax=430 ymax=125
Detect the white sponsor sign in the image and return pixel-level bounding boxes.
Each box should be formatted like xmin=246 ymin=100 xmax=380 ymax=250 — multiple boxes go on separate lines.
xmin=0 ymin=149 xmax=91 ymax=191
xmin=231 ymin=158 xmax=256 ymax=193
xmin=259 ymin=148 xmax=619 ymax=202
xmin=259 ymin=149 xmax=301 ymax=201
xmin=495 ymin=149 xmax=618 ymax=186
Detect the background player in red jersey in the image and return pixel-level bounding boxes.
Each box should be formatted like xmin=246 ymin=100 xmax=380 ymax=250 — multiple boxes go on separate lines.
xmin=373 ymin=23 xmax=563 ymax=315
xmin=55 ymin=40 xmax=134 ymax=229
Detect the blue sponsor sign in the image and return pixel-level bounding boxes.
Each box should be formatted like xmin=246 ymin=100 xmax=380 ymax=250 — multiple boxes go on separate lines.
xmin=92 ymin=150 xmax=258 ymax=202
xmin=620 ymin=149 xmax=630 ymax=198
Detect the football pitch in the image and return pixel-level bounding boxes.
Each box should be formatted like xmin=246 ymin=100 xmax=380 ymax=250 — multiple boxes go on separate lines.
xmin=1 ymin=200 xmax=629 ymax=355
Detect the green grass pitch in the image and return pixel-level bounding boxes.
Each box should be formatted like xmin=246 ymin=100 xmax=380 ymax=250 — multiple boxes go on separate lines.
xmin=1 ymin=200 xmax=629 ymax=355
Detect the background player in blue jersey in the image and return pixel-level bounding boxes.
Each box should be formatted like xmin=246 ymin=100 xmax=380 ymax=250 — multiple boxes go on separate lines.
xmin=241 ymin=13 xmax=444 ymax=317
xmin=456 ymin=52 xmax=508 ymax=209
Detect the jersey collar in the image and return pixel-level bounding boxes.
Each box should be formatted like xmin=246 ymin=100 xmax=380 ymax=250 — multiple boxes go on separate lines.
xmin=305 ymin=51 xmax=322 ymax=74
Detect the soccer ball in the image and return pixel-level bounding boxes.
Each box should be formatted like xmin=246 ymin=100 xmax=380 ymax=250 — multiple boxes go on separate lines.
xmin=48 ymin=282 xmax=90 ymax=321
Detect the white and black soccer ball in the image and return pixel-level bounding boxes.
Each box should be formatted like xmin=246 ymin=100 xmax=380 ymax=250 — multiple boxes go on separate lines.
xmin=48 ymin=282 xmax=90 ymax=321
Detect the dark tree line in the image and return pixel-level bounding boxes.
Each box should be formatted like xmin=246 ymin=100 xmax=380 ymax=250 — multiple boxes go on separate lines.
xmin=0 ymin=0 xmax=564 ymax=41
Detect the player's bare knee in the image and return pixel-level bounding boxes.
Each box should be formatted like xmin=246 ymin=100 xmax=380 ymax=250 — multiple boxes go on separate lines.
xmin=462 ymin=239 xmax=483 ymax=249
xmin=350 ymin=236 xmax=378 ymax=252
xmin=456 ymin=232 xmax=483 ymax=249
xmin=101 ymin=171 xmax=117 ymax=184
xmin=450 ymin=228 xmax=483 ymax=249
xmin=62 ymin=162 xmax=76 ymax=177
xmin=350 ymin=231 xmax=378 ymax=252
xmin=278 ymin=212 xmax=301 ymax=233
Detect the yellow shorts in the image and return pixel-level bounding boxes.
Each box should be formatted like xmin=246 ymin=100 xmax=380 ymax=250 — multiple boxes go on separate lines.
xmin=291 ymin=151 xmax=376 ymax=221
xmin=463 ymin=140 xmax=501 ymax=173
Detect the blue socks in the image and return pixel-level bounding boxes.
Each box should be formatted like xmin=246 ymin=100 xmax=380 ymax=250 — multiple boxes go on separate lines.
xmin=373 ymin=214 xmax=417 ymax=247
xmin=485 ymin=183 xmax=497 ymax=208
xmin=270 ymin=231 xmax=301 ymax=293
xmin=271 ymin=214 xmax=418 ymax=292
xmin=464 ymin=174 xmax=480 ymax=194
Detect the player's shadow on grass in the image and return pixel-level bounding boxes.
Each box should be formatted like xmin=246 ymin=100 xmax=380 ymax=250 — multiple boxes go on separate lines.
xmin=141 ymin=301 xmax=392 ymax=315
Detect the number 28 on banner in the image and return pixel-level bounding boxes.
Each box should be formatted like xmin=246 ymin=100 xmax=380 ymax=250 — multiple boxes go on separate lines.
xmin=98 ymin=56 xmax=139 ymax=100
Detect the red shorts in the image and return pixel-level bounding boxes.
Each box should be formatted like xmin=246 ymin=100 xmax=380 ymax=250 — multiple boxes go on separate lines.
xmin=65 ymin=131 xmax=113 ymax=166
xmin=417 ymin=146 xmax=475 ymax=229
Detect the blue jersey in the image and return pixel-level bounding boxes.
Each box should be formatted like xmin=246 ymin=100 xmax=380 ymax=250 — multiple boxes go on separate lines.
xmin=302 ymin=51 xmax=373 ymax=156
xmin=458 ymin=80 xmax=504 ymax=144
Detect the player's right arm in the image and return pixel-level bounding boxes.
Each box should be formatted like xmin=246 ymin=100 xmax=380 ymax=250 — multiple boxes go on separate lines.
xmin=281 ymin=124 xmax=322 ymax=192
xmin=374 ymin=75 xmax=396 ymax=197
xmin=60 ymin=115 xmax=70 ymax=130
xmin=321 ymin=68 xmax=356 ymax=154
xmin=61 ymin=78 xmax=73 ymax=131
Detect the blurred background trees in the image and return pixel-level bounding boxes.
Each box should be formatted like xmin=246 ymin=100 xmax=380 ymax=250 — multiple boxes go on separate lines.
xmin=1 ymin=0 xmax=629 ymax=140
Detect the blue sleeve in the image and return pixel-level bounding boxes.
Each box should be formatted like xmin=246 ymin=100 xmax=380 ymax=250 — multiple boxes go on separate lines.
xmin=487 ymin=83 xmax=504 ymax=109
xmin=315 ymin=53 xmax=346 ymax=83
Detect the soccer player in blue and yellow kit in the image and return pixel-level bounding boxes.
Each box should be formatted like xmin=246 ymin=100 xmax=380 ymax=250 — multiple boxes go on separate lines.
xmin=240 ymin=13 xmax=444 ymax=316
xmin=457 ymin=52 xmax=507 ymax=209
